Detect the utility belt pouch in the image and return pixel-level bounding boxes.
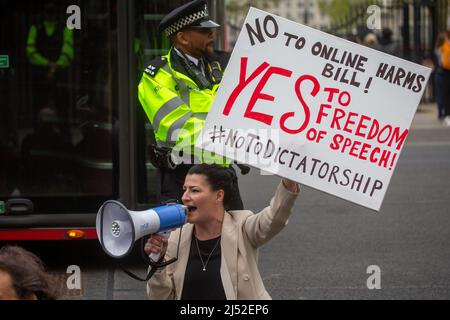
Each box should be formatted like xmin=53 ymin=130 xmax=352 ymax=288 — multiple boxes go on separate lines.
xmin=149 ymin=144 xmax=177 ymax=170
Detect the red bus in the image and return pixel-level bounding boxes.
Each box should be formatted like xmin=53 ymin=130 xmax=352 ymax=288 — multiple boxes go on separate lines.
xmin=0 ymin=0 xmax=227 ymax=241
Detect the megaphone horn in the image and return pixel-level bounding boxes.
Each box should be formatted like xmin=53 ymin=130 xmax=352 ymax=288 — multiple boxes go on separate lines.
xmin=96 ymin=201 xmax=187 ymax=259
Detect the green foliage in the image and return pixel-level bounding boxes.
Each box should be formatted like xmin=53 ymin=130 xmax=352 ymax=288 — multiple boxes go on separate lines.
xmin=226 ymin=0 xmax=282 ymax=15
xmin=319 ymin=0 xmax=379 ymax=24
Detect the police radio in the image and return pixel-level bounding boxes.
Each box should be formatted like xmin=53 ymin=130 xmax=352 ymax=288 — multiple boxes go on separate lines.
xmin=207 ymin=61 xmax=223 ymax=84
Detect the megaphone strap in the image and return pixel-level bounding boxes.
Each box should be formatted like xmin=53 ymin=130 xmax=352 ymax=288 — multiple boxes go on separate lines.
xmin=118 ymin=250 xmax=168 ymax=282
xmin=118 ymin=226 xmax=184 ymax=282
xmin=119 ymin=264 xmax=159 ymax=282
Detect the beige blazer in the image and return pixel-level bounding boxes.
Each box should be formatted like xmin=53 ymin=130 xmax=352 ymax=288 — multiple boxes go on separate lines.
xmin=147 ymin=181 xmax=299 ymax=300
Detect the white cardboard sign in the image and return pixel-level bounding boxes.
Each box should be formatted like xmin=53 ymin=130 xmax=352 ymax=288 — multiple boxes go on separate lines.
xmin=196 ymin=7 xmax=431 ymax=211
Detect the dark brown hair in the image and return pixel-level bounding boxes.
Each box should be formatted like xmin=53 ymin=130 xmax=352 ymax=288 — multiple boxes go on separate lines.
xmin=0 ymin=245 xmax=59 ymax=300
xmin=187 ymin=164 xmax=234 ymax=210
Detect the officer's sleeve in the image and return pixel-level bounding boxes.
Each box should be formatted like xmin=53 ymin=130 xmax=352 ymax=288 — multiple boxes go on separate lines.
xmin=138 ymin=72 xmax=204 ymax=147
xmin=26 ymin=25 xmax=50 ymax=66
xmin=56 ymin=28 xmax=74 ymax=67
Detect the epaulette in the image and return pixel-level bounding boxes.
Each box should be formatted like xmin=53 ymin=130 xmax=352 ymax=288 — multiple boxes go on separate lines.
xmin=144 ymin=56 xmax=167 ymax=77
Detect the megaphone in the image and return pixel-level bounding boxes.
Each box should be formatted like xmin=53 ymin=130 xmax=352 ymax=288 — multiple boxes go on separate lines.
xmin=96 ymin=201 xmax=187 ymax=259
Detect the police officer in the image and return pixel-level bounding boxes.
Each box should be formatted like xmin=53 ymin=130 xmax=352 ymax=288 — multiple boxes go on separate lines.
xmin=26 ymin=2 xmax=74 ymax=133
xmin=138 ymin=0 xmax=244 ymax=209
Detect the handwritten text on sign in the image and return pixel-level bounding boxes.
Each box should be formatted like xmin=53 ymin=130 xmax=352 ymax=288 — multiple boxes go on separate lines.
xmin=196 ymin=8 xmax=431 ymax=211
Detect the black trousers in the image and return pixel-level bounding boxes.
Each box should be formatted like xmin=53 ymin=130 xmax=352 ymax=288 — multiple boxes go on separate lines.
xmin=159 ymin=164 xmax=244 ymax=210
xmin=443 ymin=69 xmax=450 ymax=117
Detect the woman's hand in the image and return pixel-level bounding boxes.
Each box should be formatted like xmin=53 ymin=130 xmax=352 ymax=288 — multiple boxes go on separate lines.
xmin=282 ymin=178 xmax=300 ymax=193
xmin=144 ymin=234 xmax=168 ymax=257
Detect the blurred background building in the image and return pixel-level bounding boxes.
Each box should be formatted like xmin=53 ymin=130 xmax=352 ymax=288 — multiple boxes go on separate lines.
xmin=225 ymin=0 xmax=449 ymax=103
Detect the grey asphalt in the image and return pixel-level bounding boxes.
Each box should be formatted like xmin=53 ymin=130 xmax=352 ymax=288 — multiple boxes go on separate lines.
xmin=10 ymin=103 xmax=450 ymax=300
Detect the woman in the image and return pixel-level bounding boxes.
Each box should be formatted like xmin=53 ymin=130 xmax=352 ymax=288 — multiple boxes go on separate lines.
xmin=434 ymin=33 xmax=446 ymax=120
xmin=144 ymin=164 xmax=299 ymax=300
xmin=0 ymin=245 xmax=59 ymax=300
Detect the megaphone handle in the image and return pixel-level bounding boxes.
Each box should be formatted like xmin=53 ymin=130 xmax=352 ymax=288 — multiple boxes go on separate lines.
xmin=149 ymin=252 xmax=161 ymax=263
xmin=149 ymin=230 xmax=171 ymax=263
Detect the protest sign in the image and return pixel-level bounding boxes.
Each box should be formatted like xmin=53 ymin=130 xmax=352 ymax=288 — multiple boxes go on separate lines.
xmin=196 ymin=7 xmax=431 ymax=211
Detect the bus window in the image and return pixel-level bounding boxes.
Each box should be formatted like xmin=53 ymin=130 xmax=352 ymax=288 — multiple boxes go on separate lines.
xmin=0 ymin=0 xmax=118 ymax=213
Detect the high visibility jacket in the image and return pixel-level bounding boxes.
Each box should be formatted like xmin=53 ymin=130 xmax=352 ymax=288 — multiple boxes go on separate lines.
xmin=138 ymin=48 xmax=229 ymax=165
xmin=26 ymin=20 xmax=74 ymax=67
xmin=442 ymin=39 xmax=450 ymax=70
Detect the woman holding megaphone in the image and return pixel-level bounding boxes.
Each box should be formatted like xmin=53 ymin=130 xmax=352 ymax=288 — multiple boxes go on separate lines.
xmin=144 ymin=163 xmax=299 ymax=300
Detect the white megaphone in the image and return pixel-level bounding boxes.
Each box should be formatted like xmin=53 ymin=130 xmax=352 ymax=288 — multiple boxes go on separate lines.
xmin=96 ymin=201 xmax=187 ymax=259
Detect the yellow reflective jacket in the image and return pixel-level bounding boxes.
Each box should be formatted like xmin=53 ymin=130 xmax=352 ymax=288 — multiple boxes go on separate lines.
xmin=442 ymin=39 xmax=450 ymax=70
xmin=138 ymin=48 xmax=229 ymax=165
xmin=26 ymin=20 xmax=74 ymax=67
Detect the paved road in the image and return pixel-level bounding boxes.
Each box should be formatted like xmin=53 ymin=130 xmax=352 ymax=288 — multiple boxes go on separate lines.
xmin=253 ymin=103 xmax=450 ymax=299
xmin=241 ymin=118 xmax=450 ymax=298
xmin=7 ymin=103 xmax=450 ymax=300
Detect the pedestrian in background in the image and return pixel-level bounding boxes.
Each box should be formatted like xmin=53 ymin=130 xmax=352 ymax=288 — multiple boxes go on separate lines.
xmin=0 ymin=245 xmax=59 ymax=300
xmin=433 ymin=33 xmax=446 ymax=120
xmin=363 ymin=32 xmax=378 ymax=49
xmin=377 ymin=28 xmax=400 ymax=57
xmin=441 ymin=30 xmax=450 ymax=126
xmin=26 ymin=2 xmax=74 ymax=132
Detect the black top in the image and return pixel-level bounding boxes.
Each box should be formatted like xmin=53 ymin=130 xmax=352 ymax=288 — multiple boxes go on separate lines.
xmin=35 ymin=22 xmax=64 ymax=62
xmin=181 ymin=235 xmax=226 ymax=300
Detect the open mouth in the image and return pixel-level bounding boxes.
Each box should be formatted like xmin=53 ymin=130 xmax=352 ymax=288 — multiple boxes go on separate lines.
xmin=186 ymin=205 xmax=197 ymax=213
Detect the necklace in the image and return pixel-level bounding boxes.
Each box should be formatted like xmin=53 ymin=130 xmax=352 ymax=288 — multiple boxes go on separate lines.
xmin=194 ymin=236 xmax=221 ymax=272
